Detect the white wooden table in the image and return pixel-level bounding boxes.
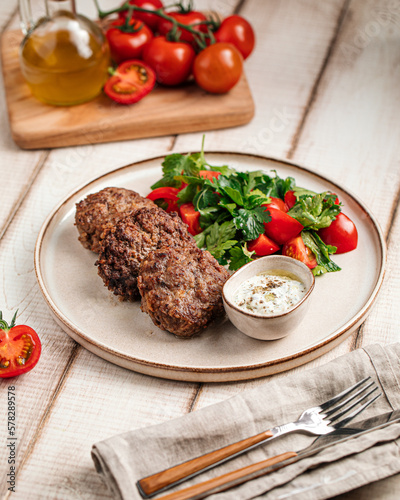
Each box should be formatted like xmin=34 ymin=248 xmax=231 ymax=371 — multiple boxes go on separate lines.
xmin=1 ymin=0 xmax=399 ymax=498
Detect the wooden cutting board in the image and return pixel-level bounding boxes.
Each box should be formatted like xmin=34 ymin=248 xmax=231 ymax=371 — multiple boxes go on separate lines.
xmin=1 ymin=30 xmax=254 ymax=150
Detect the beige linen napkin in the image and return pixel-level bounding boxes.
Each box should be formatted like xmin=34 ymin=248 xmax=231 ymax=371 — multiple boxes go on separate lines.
xmin=92 ymin=343 xmax=400 ymax=500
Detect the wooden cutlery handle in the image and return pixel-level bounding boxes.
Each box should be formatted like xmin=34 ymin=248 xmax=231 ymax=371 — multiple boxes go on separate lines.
xmin=157 ymin=451 xmax=298 ymax=500
xmin=137 ymin=430 xmax=274 ymax=497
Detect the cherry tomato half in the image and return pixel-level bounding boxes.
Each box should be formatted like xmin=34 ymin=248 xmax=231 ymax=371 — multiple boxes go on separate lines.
xmin=158 ymin=11 xmax=208 ymax=44
xmin=142 ymin=36 xmax=195 ymax=85
xmin=179 ymin=202 xmax=202 ymax=235
xmin=106 ymin=19 xmax=153 ymax=64
xmin=263 ymin=207 xmax=304 ymax=245
xmin=104 ymin=60 xmax=156 ymax=104
xmin=264 ymin=197 xmax=288 ymax=213
xmin=318 ymin=213 xmax=358 ymax=254
xmin=282 ymin=235 xmax=317 ymax=269
xmin=0 ymin=311 xmax=41 ymax=378
xmin=248 ymin=233 xmax=280 ymax=256
xmin=119 ymin=0 xmax=164 ymax=31
xmin=215 ymin=15 xmax=255 ymax=59
xmin=147 ymin=186 xmax=180 ymax=212
xmin=193 ymin=42 xmax=243 ymax=94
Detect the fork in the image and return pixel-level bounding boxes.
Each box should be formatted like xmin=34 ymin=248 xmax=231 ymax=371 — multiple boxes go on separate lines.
xmin=137 ymin=377 xmax=380 ymax=498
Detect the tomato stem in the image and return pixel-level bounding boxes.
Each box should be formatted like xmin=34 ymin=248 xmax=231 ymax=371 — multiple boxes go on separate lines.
xmin=94 ymin=0 xmax=217 ymax=50
xmin=0 ymin=310 xmax=18 ymax=331
xmin=175 ymin=0 xmax=193 ymax=14
xmin=118 ymin=8 xmax=145 ymax=33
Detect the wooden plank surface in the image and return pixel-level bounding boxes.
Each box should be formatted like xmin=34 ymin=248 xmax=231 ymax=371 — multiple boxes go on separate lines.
xmin=0 ymin=0 xmax=399 ymax=499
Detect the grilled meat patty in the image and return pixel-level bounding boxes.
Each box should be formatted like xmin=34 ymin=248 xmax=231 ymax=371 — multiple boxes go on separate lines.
xmin=96 ymin=206 xmax=196 ymax=301
xmin=75 ymin=187 xmax=154 ymax=253
xmin=138 ymin=246 xmax=230 ymax=337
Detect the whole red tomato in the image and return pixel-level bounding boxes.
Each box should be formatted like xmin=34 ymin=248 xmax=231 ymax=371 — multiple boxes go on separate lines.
xmin=193 ymin=42 xmax=243 ymax=94
xmin=318 ymin=213 xmax=358 ymax=254
xmin=158 ymin=11 xmax=208 ymax=44
xmin=119 ymin=0 xmax=163 ymax=31
xmin=215 ymin=15 xmax=255 ymax=59
xmin=106 ymin=19 xmax=153 ymax=64
xmin=0 ymin=311 xmax=41 ymax=378
xmin=142 ymin=36 xmax=195 ymax=85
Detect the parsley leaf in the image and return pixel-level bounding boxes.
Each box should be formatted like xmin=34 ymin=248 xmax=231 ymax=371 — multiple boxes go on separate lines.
xmin=301 ymin=230 xmax=341 ymax=276
xmin=288 ymin=192 xmax=341 ymax=230
xmin=233 ymin=206 xmax=271 ymax=241
xmin=164 ymin=153 xmax=199 ymax=176
xmin=222 ymin=187 xmax=244 ymax=205
xmin=293 ymin=186 xmax=317 ymax=198
xmin=177 ymin=183 xmax=199 ymax=203
xmin=197 ymin=221 xmax=237 ymax=261
xmin=229 ymin=244 xmax=254 ymax=271
xmin=151 ymin=153 xmax=201 ymax=189
xmin=208 ymin=165 xmax=236 ymax=176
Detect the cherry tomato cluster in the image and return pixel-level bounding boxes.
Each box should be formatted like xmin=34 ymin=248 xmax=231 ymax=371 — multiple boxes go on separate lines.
xmin=99 ymin=0 xmax=255 ymax=104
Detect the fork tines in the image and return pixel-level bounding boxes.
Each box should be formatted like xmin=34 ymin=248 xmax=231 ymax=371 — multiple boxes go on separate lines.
xmin=320 ymin=376 xmax=381 ymax=429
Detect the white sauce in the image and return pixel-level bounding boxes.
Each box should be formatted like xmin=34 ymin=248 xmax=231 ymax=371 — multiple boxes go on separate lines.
xmin=233 ymin=271 xmax=306 ymax=315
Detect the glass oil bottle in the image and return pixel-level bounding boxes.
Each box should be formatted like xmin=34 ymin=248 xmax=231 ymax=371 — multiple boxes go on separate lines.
xmin=19 ymin=0 xmax=110 ymax=106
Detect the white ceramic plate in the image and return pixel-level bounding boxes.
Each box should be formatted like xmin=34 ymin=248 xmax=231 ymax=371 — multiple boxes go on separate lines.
xmin=34 ymin=153 xmax=386 ymax=382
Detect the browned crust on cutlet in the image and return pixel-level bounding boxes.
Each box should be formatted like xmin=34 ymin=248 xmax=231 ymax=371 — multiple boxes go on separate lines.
xmin=96 ymin=206 xmax=196 ymax=301
xmin=138 ymin=245 xmax=230 ymax=337
xmin=75 ymin=187 xmax=155 ymax=253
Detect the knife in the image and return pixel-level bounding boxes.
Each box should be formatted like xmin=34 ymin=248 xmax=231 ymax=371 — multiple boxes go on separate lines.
xmin=156 ymin=409 xmax=400 ymax=500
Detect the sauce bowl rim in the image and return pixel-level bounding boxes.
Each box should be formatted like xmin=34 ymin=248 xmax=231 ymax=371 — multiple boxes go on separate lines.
xmin=222 ymin=255 xmax=315 ymax=319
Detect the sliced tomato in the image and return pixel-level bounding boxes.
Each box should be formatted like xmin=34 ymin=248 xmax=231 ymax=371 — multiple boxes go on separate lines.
xmin=282 ymin=235 xmax=317 ymax=269
xmin=0 ymin=313 xmax=41 ymax=378
xmin=199 ymin=170 xmax=220 ymax=181
xmin=318 ymin=213 xmax=358 ymax=254
xmin=104 ymin=60 xmax=156 ymax=104
xmin=146 ymin=186 xmax=180 ymax=212
xmin=179 ymin=202 xmax=202 ymax=235
xmin=263 ymin=207 xmax=304 ymax=245
xmin=263 ymin=197 xmax=287 ymax=213
xmin=247 ymin=234 xmax=280 ymax=256
xmin=284 ymin=190 xmax=297 ymax=210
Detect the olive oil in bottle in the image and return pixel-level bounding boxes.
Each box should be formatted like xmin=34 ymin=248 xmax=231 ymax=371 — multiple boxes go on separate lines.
xmin=19 ymin=0 xmax=110 ymax=106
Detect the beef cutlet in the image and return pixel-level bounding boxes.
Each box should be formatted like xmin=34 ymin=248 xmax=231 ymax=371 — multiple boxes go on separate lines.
xmin=75 ymin=187 xmax=155 ymax=253
xmin=137 ymin=246 xmax=230 ymax=337
xmin=96 ymin=206 xmax=196 ymax=301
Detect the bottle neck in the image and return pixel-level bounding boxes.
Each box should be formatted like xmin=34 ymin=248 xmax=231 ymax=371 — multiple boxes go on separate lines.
xmin=46 ymin=0 xmax=76 ymax=17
